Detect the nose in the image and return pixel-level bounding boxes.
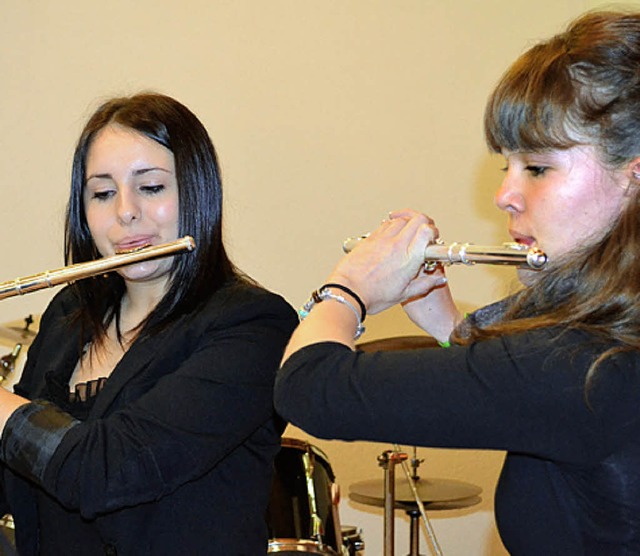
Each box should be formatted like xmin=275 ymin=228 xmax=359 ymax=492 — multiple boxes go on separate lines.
xmin=494 ymin=172 xmax=524 ymax=214
xmin=116 ymin=190 xmax=141 ymax=224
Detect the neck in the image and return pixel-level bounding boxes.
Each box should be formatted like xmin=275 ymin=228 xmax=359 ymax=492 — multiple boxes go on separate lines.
xmin=120 ymin=279 xmax=168 ymax=333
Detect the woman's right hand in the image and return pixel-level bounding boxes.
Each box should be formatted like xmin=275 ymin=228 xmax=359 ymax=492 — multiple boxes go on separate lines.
xmin=326 ymin=209 xmax=451 ymax=316
xmin=281 ymin=209 xmax=462 ymax=362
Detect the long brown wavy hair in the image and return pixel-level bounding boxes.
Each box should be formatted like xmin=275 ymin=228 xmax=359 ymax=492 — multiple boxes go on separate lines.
xmin=454 ymin=11 xmax=640 ymax=381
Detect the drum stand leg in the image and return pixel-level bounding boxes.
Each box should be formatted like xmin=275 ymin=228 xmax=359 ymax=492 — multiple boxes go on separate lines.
xmin=406 ymin=509 xmax=426 ymax=556
xmin=406 ymin=448 xmax=426 ymax=556
xmin=378 ymin=450 xmax=408 ymax=556
xmin=396 ymin=445 xmax=443 ymax=556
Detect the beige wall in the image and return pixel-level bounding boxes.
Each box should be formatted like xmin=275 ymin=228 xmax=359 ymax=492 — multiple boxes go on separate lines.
xmin=2 ymin=1 xmax=638 ymax=554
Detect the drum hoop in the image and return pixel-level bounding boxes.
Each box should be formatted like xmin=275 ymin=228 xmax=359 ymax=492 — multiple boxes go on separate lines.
xmin=281 ymin=437 xmax=309 ymax=450
xmin=268 ymin=537 xmax=339 ymax=554
xmin=280 ymin=438 xmax=333 ymax=477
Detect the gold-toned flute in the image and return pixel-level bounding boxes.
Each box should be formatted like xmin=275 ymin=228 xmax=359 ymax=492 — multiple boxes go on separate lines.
xmin=343 ymin=235 xmax=548 ymax=270
xmin=0 ymin=236 xmax=196 ymax=301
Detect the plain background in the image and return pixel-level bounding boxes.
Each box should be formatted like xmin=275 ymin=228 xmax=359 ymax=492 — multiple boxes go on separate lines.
xmin=1 ymin=1 xmax=636 ymax=553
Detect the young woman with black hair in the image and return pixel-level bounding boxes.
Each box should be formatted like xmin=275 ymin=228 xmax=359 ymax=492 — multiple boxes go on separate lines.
xmin=0 ymin=93 xmax=297 ymax=555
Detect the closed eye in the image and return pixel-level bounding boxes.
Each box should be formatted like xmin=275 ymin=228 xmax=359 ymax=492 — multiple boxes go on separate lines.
xmin=91 ymin=190 xmax=115 ymax=200
xmin=140 ymin=184 xmax=165 ymax=194
xmin=525 ymin=165 xmax=547 ymax=177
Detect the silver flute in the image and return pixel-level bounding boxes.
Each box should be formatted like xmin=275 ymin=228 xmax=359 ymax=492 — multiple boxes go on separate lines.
xmin=0 ymin=236 xmax=196 ymax=301
xmin=343 ymin=235 xmax=548 ymax=270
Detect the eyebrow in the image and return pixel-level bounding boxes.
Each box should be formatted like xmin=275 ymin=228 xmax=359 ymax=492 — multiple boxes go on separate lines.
xmin=86 ymin=167 xmax=172 ymax=182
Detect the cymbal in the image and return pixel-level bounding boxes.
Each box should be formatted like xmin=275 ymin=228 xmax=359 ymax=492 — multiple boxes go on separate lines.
xmin=396 ymin=495 xmax=482 ymax=512
xmin=0 ymin=316 xmax=38 ymax=347
xmin=356 ymin=335 xmax=439 ymax=352
xmin=349 ymin=477 xmax=482 ymax=510
xmin=0 ymin=327 xmax=36 ymax=347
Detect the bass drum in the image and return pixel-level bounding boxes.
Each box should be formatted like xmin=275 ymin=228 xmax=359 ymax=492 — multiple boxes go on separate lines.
xmin=267 ymin=438 xmax=344 ymax=555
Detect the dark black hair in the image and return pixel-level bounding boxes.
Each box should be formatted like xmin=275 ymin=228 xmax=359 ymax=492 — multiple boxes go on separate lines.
xmin=65 ymin=92 xmax=243 ymax=343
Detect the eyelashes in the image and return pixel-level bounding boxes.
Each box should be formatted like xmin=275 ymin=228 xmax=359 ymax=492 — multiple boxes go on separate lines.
xmin=500 ymin=166 xmax=548 ymax=177
xmin=139 ymin=184 xmax=165 ymax=194
xmin=91 ymin=190 xmax=114 ymax=201
xmin=525 ymin=166 xmax=547 ymax=177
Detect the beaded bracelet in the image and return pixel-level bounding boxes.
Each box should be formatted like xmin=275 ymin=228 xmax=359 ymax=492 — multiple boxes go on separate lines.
xmin=299 ymin=287 xmax=366 ymax=340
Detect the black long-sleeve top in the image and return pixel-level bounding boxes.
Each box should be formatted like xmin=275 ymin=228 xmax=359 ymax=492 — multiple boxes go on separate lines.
xmin=275 ymin=327 xmax=640 ymax=555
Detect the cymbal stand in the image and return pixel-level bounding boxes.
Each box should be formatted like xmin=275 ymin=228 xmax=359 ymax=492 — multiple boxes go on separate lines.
xmin=0 ymin=344 xmax=21 ymax=381
xmin=393 ymin=444 xmax=443 ymax=556
xmin=378 ymin=450 xmax=407 ymax=556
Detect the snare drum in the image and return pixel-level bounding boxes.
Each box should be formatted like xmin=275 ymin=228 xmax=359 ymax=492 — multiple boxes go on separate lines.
xmin=267 ymin=438 xmax=343 ymax=554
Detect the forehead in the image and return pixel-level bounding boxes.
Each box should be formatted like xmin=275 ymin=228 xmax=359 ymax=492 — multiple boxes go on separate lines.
xmin=504 ymin=144 xmax=607 ymax=160
xmin=86 ymin=124 xmax=175 ymax=171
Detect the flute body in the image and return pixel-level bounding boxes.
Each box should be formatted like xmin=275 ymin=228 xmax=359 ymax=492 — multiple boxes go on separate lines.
xmin=342 ymin=235 xmax=547 ymax=270
xmin=0 ymin=236 xmax=196 ymax=301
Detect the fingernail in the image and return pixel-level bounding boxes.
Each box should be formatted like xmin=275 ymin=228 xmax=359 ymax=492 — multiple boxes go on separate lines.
xmin=435 ymin=276 xmax=448 ymax=287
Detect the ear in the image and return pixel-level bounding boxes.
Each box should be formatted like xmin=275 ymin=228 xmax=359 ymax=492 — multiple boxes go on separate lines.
xmin=626 ymin=157 xmax=640 ymax=183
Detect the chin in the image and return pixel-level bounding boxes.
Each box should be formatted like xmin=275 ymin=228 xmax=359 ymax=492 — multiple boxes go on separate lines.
xmin=117 ymin=261 xmax=170 ymax=282
xmin=517 ymin=268 xmax=542 ymax=287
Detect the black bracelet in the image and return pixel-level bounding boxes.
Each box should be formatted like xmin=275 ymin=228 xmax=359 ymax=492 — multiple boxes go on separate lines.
xmin=320 ymin=283 xmax=367 ymax=322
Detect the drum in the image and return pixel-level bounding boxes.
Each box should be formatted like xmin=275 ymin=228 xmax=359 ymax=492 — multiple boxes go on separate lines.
xmin=0 ymin=515 xmax=16 ymax=556
xmin=340 ymin=526 xmax=364 ymax=556
xmin=267 ymin=438 xmax=343 ymax=555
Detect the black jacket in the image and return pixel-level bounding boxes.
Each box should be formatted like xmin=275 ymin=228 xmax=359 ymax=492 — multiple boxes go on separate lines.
xmin=2 ymin=281 xmax=297 ymax=555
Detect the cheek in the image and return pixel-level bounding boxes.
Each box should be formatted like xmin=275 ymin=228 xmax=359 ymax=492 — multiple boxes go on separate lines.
xmin=153 ymin=200 xmax=180 ymax=228
xmin=84 ymin=204 xmax=105 ymax=235
xmin=577 ymin=184 xmax=624 ymax=226
xmin=556 ymin=182 xmax=625 ymax=244
xmin=83 ymin=210 xmax=109 ymax=256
